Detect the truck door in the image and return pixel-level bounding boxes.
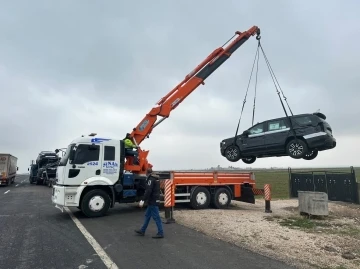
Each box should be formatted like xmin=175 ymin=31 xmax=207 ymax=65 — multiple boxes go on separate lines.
xmin=264 ymin=119 xmax=290 ymax=153
xmin=67 ymin=143 xmax=102 ymax=184
xmin=100 ymin=144 xmax=120 ymax=184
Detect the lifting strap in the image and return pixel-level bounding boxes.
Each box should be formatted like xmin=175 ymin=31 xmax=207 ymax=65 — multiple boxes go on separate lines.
xmin=233 ymin=37 xmax=296 ymax=144
xmin=233 ymin=39 xmax=261 ymax=141
xmin=259 ymin=44 xmax=293 ymax=116
xmin=258 ymin=43 xmax=297 ymax=138
xmin=251 ymin=42 xmax=260 ymax=127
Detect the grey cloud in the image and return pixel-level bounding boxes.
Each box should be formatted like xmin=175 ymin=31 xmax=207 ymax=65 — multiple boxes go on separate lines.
xmin=1 ymin=0 xmax=359 ymax=171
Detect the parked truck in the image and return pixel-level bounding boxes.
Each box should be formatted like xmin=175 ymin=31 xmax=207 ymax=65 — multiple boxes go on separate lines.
xmin=51 ymin=26 xmax=261 ymax=217
xmin=0 ymin=154 xmax=18 ymax=186
xmin=29 ymin=151 xmax=60 ymax=185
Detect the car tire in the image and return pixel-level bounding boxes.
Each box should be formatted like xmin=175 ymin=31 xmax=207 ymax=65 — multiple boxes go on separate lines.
xmin=242 ymin=156 xmax=256 ymax=164
xmin=81 ymin=189 xmax=111 ymax=218
xmin=286 ymin=139 xmax=308 ymax=159
xmin=190 ymin=187 xmax=211 ymax=210
xmin=224 ymin=145 xmax=242 ymax=162
xmin=303 ymin=149 xmax=318 ymax=160
xmin=211 ymin=188 xmax=231 ymax=209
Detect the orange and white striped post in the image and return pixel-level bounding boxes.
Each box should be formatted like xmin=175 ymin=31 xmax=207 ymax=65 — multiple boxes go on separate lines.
xmin=164 ymin=179 xmax=175 ymax=224
xmin=264 ymin=184 xmax=272 ymax=213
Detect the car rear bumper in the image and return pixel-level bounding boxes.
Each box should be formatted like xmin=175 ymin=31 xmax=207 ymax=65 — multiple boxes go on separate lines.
xmin=307 ymin=134 xmax=336 ymax=151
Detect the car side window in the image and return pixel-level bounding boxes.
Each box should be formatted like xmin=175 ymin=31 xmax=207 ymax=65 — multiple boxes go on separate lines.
xmin=267 ymin=119 xmax=288 ymax=131
xmin=294 ymin=116 xmax=312 ymax=125
xmin=248 ymin=123 xmax=264 ymax=135
xmin=73 ymin=144 xmax=100 ymax=165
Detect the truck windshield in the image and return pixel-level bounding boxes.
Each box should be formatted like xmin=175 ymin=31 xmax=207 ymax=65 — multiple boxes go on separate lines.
xmin=58 ymin=144 xmax=75 ymax=166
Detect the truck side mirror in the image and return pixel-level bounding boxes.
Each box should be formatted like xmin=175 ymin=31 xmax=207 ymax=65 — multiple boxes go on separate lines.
xmin=69 ymin=149 xmax=75 ymax=163
xmin=17 ymin=167 xmax=19 ymax=171
xmin=28 ymin=168 xmax=29 ymax=171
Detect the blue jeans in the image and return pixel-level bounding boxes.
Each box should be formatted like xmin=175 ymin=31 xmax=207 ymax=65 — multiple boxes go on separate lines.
xmin=140 ymin=205 xmax=164 ymax=236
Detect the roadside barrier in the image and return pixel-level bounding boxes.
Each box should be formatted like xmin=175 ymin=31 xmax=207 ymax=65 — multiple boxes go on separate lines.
xmin=163 ymin=178 xmax=175 ymax=224
xmin=253 ymin=184 xmax=272 ymax=213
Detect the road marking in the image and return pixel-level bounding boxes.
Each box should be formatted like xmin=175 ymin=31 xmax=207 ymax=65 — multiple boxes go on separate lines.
xmin=16 ymin=184 xmax=19 ymax=187
xmin=64 ymin=207 xmax=119 ymax=269
xmin=4 ymin=190 xmax=10 ymax=194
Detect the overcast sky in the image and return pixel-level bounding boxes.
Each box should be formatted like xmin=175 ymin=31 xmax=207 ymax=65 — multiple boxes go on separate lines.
xmin=1 ymin=0 xmax=359 ymax=173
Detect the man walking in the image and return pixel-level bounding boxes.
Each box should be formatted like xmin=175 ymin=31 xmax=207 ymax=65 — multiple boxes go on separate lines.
xmin=135 ymin=168 xmax=164 ymax=238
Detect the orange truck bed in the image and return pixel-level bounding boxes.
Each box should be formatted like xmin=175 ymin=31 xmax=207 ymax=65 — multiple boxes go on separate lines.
xmin=156 ymin=170 xmax=256 ymax=209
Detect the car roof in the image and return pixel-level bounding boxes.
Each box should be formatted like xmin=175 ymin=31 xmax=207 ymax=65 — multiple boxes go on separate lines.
xmin=253 ymin=113 xmax=313 ymax=126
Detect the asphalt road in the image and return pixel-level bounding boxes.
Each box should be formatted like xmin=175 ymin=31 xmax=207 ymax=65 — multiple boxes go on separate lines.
xmin=0 ymin=174 xmax=295 ymax=269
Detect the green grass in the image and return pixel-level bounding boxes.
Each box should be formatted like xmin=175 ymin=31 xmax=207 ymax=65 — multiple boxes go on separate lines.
xmin=278 ymin=216 xmax=331 ymax=229
xmin=252 ymin=167 xmax=360 ymax=200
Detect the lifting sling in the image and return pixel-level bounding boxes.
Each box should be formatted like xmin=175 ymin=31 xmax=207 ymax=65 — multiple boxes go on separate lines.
xmin=233 ymin=36 xmax=296 ymax=143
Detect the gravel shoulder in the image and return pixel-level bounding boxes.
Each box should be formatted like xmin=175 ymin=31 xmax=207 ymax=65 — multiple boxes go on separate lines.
xmin=165 ymin=199 xmax=360 ymax=269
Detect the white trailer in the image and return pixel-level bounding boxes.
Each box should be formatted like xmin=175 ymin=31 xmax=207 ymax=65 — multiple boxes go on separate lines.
xmin=0 ymin=154 xmax=18 ymax=185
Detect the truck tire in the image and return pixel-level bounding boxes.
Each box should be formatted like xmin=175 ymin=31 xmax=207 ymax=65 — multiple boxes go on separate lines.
xmin=80 ymin=189 xmax=111 ymax=218
xmin=190 ymin=187 xmax=210 ymax=210
xmin=211 ymin=187 xmax=231 ymax=209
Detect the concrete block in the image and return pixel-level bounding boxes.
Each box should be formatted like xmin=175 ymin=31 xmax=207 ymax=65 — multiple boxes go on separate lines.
xmin=298 ymin=191 xmax=329 ymax=216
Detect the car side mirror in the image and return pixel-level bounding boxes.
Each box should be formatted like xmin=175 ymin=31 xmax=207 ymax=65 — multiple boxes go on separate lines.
xmin=17 ymin=167 xmax=19 ymax=171
xmin=55 ymin=149 xmax=59 ymax=153
xmin=242 ymin=130 xmax=250 ymax=136
xmin=28 ymin=168 xmax=29 ymax=171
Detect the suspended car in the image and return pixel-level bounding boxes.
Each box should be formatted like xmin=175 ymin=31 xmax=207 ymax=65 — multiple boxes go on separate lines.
xmin=220 ymin=112 xmax=336 ymax=164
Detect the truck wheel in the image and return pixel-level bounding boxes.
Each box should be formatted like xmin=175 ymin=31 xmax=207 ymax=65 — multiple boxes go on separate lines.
xmin=286 ymin=139 xmax=308 ymax=159
xmin=211 ymin=188 xmax=231 ymax=209
xmin=225 ymin=145 xmax=242 ymax=162
xmin=81 ymin=189 xmax=111 ymax=218
xmin=190 ymin=187 xmax=210 ymax=210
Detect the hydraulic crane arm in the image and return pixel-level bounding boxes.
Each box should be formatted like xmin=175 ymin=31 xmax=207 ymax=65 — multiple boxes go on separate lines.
xmin=130 ymin=26 xmax=260 ymax=146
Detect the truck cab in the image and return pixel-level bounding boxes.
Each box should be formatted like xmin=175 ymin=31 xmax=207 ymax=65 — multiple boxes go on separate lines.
xmin=52 ymin=134 xmax=147 ymax=217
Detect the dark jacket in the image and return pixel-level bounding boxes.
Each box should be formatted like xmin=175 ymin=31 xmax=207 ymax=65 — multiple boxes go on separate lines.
xmin=143 ymin=173 xmax=160 ymax=206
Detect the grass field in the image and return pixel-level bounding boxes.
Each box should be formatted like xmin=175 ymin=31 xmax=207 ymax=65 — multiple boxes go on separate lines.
xmin=253 ymin=167 xmax=360 ymax=199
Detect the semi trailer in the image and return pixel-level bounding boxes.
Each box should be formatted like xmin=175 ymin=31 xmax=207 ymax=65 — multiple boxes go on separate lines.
xmin=0 ymin=154 xmax=18 ymax=186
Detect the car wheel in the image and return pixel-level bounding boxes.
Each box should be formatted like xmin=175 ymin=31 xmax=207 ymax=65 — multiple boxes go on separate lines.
xmin=286 ymin=139 xmax=308 ymax=159
xmin=224 ymin=145 xmax=241 ymax=162
xmin=190 ymin=187 xmax=210 ymax=210
xmin=242 ymin=156 xmax=256 ymax=164
xmin=303 ymin=149 xmax=318 ymax=160
xmin=211 ymin=188 xmax=231 ymax=209
xmin=81 ymin=189 xmax=111 ymax=218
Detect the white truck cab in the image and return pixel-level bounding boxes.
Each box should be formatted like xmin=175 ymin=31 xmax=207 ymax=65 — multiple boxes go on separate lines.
xmin=52 ymin=134 xmax=147 ymax=217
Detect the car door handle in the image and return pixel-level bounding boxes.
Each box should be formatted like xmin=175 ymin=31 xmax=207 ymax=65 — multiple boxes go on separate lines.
xmin=95 ymin=169 xmax=101 ymax=175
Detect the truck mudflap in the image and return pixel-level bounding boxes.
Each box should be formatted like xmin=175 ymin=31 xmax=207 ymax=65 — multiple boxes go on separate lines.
xmin=237 ymin=185 xmax=255 ymax=204
xmin=55 ymin=204 xmax=64 ymax=213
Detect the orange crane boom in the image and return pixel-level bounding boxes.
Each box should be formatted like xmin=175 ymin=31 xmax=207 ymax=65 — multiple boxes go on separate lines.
xmin=125 ymin=26 xmax=261 ymax=174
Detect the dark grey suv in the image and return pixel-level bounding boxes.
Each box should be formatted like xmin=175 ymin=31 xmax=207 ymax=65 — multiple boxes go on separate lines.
xmin=220 ymin=112 xmax=336 ymax=164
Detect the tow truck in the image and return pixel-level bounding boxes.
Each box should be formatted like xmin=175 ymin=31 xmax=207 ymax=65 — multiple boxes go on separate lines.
xmin=52 ymin=26 xmax=261 ymax=217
